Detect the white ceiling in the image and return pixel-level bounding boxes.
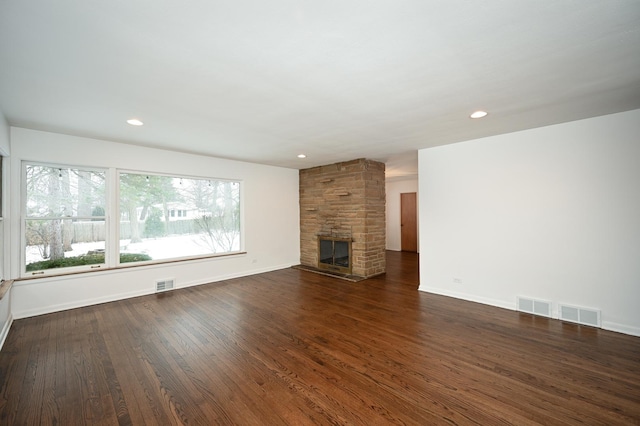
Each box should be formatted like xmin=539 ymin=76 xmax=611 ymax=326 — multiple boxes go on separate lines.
xmin=1 ymin=1 xmax=639 ymax=179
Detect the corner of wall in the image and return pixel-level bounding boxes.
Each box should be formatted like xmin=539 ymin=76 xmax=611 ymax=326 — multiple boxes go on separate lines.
xmin=0 ymin=313 xmax=13 ymax=351
xmin=418 ymin=109 xmax=640 ymax=337
xmin=0 ymin=284 xmax=13 ymax=351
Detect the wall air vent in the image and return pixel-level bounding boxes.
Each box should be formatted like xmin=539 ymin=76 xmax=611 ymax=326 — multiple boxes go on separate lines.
xmin=559 ymin=304 xmax=601 ymax=328
xmin=517 ymin=296 xmax=552 ymax=318
xmin=155 ymin=278 xmax=175 ymax=293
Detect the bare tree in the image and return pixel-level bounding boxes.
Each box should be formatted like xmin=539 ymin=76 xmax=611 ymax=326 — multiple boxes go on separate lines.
xmin=194 ymin=181 xmax=239 ymax=252
xmin=26 ymin=221 xmax=51 ymax=259
xmin=47 ymin=168 xmax=64 ymax=260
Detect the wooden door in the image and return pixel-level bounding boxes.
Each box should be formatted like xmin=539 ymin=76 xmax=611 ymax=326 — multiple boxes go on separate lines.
xmin=400 ymin=192 xmax=417 ymax=252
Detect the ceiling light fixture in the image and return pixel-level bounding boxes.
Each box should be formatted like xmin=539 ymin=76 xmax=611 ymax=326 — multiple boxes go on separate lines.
xmin=470 ymin=110 xmax=488 ymax=119
xmin=297 ymin=154 xmax=307 ymax=159
xmin=127 ymin=118 xmax=144 ymax=126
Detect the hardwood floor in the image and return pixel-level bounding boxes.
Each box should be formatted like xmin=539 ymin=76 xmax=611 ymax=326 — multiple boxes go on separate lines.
xmin=0 ymin=251 xmax=639 ymax=425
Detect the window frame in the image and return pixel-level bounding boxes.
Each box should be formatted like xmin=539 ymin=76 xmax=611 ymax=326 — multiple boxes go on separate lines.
xmin=116 ymin=170 xmax=243 ymax=267
xmin=21 ymin=161 xmax=109 ymax=277
xmin=0 ymin=156 xmax=4 ymax=281
xmin=20 ymin=162 xmax=244 ymax=278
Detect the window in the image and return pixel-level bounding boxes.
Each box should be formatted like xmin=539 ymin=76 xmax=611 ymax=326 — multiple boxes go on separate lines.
xmin=24 ymin=163 xmax=107 ymax=275
xmin=118 ymin=173 xmax=241 ymax=264
xmin=0 ymin=156 xmax=3 ymax=218
xmin=0 ymin=156 xmax=4 ymax=280
xmin=22 ymin=163 xmax=241 ymax=276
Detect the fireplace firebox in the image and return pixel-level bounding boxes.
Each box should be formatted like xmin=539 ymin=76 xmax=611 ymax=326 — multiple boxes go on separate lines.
xmin=318 ymin=236 xmax=352 ymax=274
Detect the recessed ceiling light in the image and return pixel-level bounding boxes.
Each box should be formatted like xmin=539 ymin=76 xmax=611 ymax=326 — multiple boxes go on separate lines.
xmin=127 ymin=118 xmax=144 ymax=126
xmin=470 ymin=110 xmax=488 ymax=119
xmin=297 ymin=154 xmax=307 ymax=159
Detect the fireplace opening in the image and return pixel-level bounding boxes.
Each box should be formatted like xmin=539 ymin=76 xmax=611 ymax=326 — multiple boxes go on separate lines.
xmin=318 ymin=236 xmax=352 ymax=274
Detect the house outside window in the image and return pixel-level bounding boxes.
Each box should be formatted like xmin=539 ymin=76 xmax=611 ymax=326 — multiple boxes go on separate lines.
xmin=118 ymin=172 xmax=241 ymax=264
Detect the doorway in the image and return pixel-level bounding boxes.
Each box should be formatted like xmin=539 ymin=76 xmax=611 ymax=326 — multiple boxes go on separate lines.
xmin=400 ymin=192 xmax=417 ymax=252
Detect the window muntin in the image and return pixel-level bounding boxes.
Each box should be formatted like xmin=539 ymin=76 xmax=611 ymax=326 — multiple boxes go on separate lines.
xmin=24 ymin=164 xmax=107 ymax=274
xmin=118 ymin=172 xmax=241 ymax=264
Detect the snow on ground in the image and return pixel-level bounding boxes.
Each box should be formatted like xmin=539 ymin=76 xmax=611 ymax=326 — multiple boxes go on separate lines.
xmin=26 ymin=233 xmax=239 ymax=264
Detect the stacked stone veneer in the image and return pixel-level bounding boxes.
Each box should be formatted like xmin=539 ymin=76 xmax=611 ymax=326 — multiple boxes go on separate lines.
xmin=299 ymin=158 xmax=386 ymax=278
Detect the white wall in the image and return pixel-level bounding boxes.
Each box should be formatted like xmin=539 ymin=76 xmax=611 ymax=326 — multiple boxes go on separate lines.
xmin=386 ymin=177 xmax=419 ymax=251
xmin=0 ymin=111 xmax=9 ymax=155
xmin=419 ymin=109 xmax=640 ymax=336
xmin=9 ymin=127 xmax=300 ymax=319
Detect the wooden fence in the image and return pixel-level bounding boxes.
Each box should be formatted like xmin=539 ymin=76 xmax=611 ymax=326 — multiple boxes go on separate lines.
xmin=26 ymin=219 xmax=204 ymax=246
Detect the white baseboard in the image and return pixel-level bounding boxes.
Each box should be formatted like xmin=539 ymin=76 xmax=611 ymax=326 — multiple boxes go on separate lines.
xmin=0 ymin=313 xmax=14 ymax=351
xmin=602 ymin=321 xmax=640 ymax=337
xmin=418 ymin=285 xmax=516 ymax=312
xmin=419 ymin=286 xmax=640 ymax=338
xmin=12 ymin=288 xmax=153 ymax=320
xmin=178 ymin=263 xmax=295 ymax=290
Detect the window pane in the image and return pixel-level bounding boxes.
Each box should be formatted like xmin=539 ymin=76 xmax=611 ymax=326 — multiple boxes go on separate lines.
xmin=26 ymin=165 xmax=106 ymax=218
xmin=25 ymin=219 xmax=106 ymax=272
xmin=119 ymin=173 xmax=240 ymax=264
xmin=24 ymin=163 xmax=107 ymax=274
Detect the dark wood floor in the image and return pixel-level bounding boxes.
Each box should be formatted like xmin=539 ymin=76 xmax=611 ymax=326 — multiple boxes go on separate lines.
xmin=0 ymin=251 xmax=639 ymax=425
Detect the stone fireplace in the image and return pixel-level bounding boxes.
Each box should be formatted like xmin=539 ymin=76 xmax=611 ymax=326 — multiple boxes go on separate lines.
xmin=299 ymin=158 xmax=385 ymax=278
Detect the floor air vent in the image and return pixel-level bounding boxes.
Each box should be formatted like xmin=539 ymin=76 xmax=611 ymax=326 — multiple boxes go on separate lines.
xmin=559 ymin=304 xmax=601 ymax=328
xmin=155 ymin=278 xmax=175 ymax=293
xmin=517 ymin=296 xmax=552 ymax=318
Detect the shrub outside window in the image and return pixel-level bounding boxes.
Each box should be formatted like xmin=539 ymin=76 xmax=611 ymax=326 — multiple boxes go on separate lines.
xmin=118 ymin=173 xmax=241 ymax=264
xmin=24 ymin=163 xmax=107 ymax=274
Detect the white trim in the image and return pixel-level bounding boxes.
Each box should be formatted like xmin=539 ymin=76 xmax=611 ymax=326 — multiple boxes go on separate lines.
xmin=418 ymin=285 xmax=516 ymax=312
xmin=419 ymin=286 xmax=640 ymax=338
xmin=602 ymin=321 xmax=640 ymax=337
xmin=0 ymin=313 xmax=13 ymax=351
xmin=177 ymin=263 xmax=295 ymax=290
xmin=12 ymin=288 xmax=152 ymax=320
xmin=2 ymin=155 xmax=9 ymax=279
